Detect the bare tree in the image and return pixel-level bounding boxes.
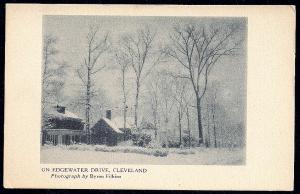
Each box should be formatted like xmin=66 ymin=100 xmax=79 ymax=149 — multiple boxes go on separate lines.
xmin=171 ymin=78 xmax=188 ymax=146
xmin=42 ymin=35 xmax=69 ymax=112
xmin=164 ymin=23 xmax=242 ymax=145
xmin=158 ymin=72 xmax=175 ymax=142
xmin=67 ymin=86 xmax=111 ymax=126
xmin=204 ymin=102 xmax=211 ymax=147
xmin=147 ymin=72 xmax=161 ymax=139
xmin=76 ymin=25 xmax=109 ymax=144
xmin=211 ymin=89 xmax=217 ymax=148
xmin=115 ymin=49 xmax=130 ymax=130
xmin=42 ymin=35 xmax=59 ymax=111
xmin=182 ymin=84 xmax=194 ymax=148
xmin=185 ymin=105 xmax=191 ymax=148
xmin=205 ymin=81 xmax=220 ymax=148
xmin=121 ymin=27 xmax=160 ymax=127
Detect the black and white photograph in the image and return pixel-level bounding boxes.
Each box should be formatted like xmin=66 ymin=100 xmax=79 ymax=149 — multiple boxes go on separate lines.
xmin=4 ymin=4 xmax=295 ymax=190
xmin=40 ymin=15 xmax=247 ymax=165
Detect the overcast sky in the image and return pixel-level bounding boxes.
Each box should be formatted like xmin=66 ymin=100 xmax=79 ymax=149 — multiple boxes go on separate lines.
xmin=43 ymin=16 xmax=247 ymax=125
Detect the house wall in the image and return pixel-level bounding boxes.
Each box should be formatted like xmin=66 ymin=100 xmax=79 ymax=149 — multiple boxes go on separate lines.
xmin=42 ymin=130 xmax=86 ymax=146
xmin=91 ymin=120 xmax=124 ymax=146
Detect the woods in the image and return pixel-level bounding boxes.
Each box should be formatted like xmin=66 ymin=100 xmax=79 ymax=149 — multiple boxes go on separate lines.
xmin=120 ymin=27 xmax=160 ymax=127
xmin=163 ymin=23 xmax=242 ymax=145
xmin=42 ymin=17 xmax=246 ymax=149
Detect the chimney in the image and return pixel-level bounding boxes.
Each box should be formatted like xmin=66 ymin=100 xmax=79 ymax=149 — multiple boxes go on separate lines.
xmin=56 ymin=105 xmax=66 ymax=114
xmin=106 ymin=110 xmax=112 ymax=120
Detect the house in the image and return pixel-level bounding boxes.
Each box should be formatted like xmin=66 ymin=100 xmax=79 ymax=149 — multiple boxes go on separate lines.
xmin=91 ymin=110 xmax=136 ymax=146
xmin=41 ymin=105 xmax=86 ymax=145
xmin=91 ymin=110 xmax=124 ymax=146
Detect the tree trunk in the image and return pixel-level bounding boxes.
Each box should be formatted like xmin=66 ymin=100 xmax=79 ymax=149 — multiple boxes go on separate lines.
xmin=207 ymin=103 xmax=211 ymax=147
xmin=154 ymin=108 xmax=157 ymax=139
xmin=196 ymin=97 xmax=204 ymax=145
xmin=165 ymin=117 xmax=169 ymax=148
xmin=219 ymin=127 xmax=222 ymax=147
xmin=123 ymin=101 xmax=127 ymax=141
xmin=134 ymin=81 xmax=140 ymax=127
xmin=212 ymin=104 xmax=217 ymax=148
xmin=123 ymin=94 xmax=127 ymax=141
xmin=123 ymin=104 xmax=127 ymax=129
xmin=154 ymin=120 xmax=157 ymax=139
xmin=122 ymin=70 xmax=127 ymax=131
xmin=42 ymin=46 xmax=49 ymax=112
xmin=188 ymin=129 xmax=191 ymax=148
xmin=86 ymin=68 xmax=91 ymax=144
xmin=186 ymin=107 xmax=191 ymax=148
xmin=178 ymin=110 xmax=182 ymax=146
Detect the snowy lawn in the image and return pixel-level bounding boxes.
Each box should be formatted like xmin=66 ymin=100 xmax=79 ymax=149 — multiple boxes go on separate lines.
xmin=41 ymin=144 xmax=245 ymax=165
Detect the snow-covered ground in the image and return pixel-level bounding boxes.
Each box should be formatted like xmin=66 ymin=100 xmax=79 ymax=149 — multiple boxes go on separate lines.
xmin=41 ymin=145 xmax=245 ymax=165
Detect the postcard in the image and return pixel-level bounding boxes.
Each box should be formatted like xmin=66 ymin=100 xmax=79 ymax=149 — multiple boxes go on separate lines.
xmin=4 ymin=4 xmax=295 ymax=190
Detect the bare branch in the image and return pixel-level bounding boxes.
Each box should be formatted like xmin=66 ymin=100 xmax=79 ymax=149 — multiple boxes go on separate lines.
xmin=91 ymin=65 xmax=106 ymax=75
xmin=162 ymin=47 xmax=189 ymax=69
xmin=163 ymin=71 xmax=190 ymax=80
xmin=76 ymin=68 xmax=86 ymax=85
xmin=91 ymin=32 xmax=108 ymax=53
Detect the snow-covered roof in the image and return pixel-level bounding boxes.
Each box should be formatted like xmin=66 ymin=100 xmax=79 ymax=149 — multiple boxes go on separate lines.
xmin=43 ymin=129 xmax=85 ymax=134
xmin=102 ymin=118 xmax=123 ymax=133
xmin=111 ymin=116 xmax=135 ymax=129
xmin=63 ymin=111 xmax=81 ymax=119
xmin=45 ymin=106 xmax=82 ymax=120
xmin=48 ymin=111 xmax=81 ymax=120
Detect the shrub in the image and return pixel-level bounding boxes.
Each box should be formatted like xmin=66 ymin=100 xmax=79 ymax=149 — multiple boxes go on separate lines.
xmin=153 ymin=149 xmax=168 ymax=157
xmin=147 ymin=139 xmax=162 ymax=149
xmin=167 ymin=138 xmax=181 ymax=148
xmin=132 ymin=133 xmax=152 ymax=147
xmin=94 ymin=145 xmax=118 ymax=152
xmin=182 ymin=135 xmax=198 ymax=148
xmin=68 ymin=146 xmax=78 ymax=150
xmin=132 ymin=134 xmax=139 ymax=145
